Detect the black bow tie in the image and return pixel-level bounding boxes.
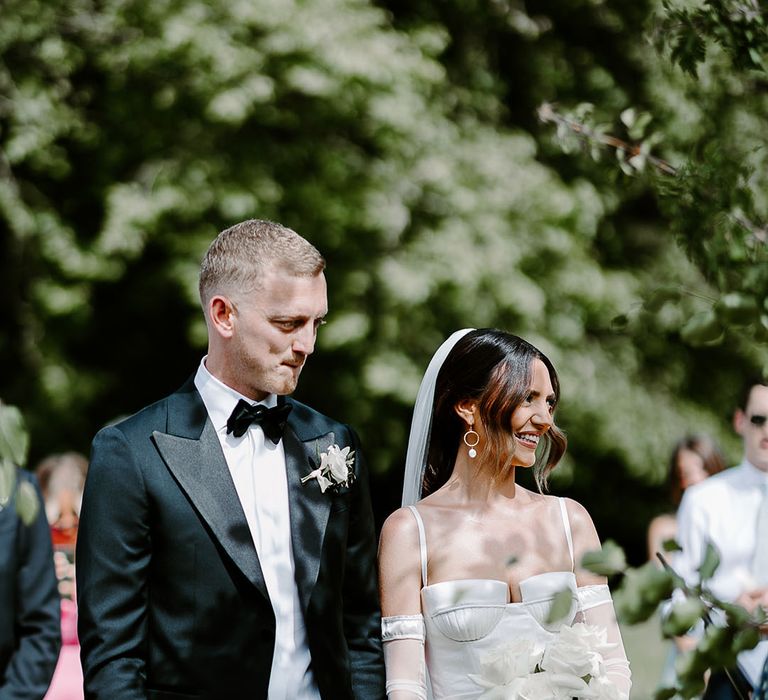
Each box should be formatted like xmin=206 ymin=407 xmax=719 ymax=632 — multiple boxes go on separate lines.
xmin=226 ymin=400 xmax=292 ymax=444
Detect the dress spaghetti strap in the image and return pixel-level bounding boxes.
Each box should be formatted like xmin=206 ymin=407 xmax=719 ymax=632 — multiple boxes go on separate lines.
xmin=407 ymin=505 xmax=429 ymax=587
xmin=558 ymin=497 xmax=575 ymax=572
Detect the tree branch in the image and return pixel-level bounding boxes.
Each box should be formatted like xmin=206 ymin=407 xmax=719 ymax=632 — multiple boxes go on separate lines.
xmin=537 ymin=101 xmax=678 ymax=175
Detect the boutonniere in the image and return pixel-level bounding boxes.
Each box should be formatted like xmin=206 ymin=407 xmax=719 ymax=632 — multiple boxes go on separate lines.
xmin=301 ymin=443 xmax=356 ymax=493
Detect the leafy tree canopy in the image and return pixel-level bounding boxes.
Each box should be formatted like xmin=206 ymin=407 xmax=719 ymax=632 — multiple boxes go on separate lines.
xmin=1 ymin=0 xmax=762 ymax=562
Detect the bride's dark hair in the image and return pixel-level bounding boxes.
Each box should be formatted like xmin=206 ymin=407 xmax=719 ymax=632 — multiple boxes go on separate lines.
xmin=422 ymin=329 xmax=567 ymax=497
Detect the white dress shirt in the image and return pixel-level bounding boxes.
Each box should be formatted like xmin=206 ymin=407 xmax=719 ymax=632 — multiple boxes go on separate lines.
xmin=194 ymin=359 xmax=320 ymax=700
xmin=676 ymin=460 xmax=768 ymax=686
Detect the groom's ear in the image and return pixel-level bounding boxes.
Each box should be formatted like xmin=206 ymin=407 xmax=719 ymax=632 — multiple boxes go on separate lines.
xmin=209 ymin=295 xmax=236 ymax=338
xmin=454 ymin=399 xmax=477 ymax=426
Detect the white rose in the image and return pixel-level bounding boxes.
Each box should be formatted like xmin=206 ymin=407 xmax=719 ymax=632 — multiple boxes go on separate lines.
xmin=315 ymin=471 xmax=334 ymax=493
xmin=547 ymin=671 xmax=595 ymax=698
xmin=321 ymin=445 xmax=352 ymax=484
xmin=473 ymin=639 xmax=544 ymax=687
xmin=540 ymin=640 xmax=598 ymax=678
xmin=587 ymin=674 xmax=625 ymax=700
xmin=540 ymin=623 xmax=615 ymax=679
xmin=517 ymin=671 xmax=573 ymax=700
xmin=560 ymin=623 xmax=616 ymax=655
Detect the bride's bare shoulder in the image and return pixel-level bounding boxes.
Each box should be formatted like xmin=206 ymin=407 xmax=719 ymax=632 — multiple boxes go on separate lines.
xmin=380 ymin=506 xmax=420 ymax=546
xmin=560 ymin=496 xmax=602 ymax=550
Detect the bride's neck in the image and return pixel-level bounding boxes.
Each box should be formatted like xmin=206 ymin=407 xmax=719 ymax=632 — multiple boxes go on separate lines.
xmin=445 ymin=452 xmax=517 ymax=503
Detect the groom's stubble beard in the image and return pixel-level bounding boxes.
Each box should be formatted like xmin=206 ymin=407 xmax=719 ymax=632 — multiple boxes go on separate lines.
xmin=228 ymin=336 xmax=306 ymax=399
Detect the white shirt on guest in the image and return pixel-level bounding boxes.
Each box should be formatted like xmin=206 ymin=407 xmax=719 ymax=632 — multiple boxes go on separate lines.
xmin=675 ymin=459 xmax=768 ymax=686
xmin=194 ymin=358 xmax=320 ymax=700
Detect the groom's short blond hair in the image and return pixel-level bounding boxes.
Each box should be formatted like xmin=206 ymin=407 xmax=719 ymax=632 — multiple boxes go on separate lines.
xmin=198 ymin=219 xmax=325 ymax=307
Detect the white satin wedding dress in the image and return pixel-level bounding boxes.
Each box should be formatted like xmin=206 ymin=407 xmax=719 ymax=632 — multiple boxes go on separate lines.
xmin=381 ymin=499 xmax=632 ymax=699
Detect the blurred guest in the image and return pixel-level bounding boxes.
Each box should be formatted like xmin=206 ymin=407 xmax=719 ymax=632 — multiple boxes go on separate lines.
xmin=647 ymin=434 xmax=725 ymax=562
xmin=0 ymin=470 xmax=61 ymax=699
xmin=35 ymin=452 xmax=88 ymax=700
xmin=647 ymin=435 xmax=725 ymax=692
xmin=676 ymin=378 xmax=768 ymax=698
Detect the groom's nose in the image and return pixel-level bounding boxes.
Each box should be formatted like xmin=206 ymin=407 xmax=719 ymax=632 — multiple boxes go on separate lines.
xmin=292 ymin=323 xmax=317 ymax=356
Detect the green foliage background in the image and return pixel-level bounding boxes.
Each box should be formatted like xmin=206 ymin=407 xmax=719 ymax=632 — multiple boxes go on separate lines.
xmin=1 ymin=0 xmax=766 ymax=564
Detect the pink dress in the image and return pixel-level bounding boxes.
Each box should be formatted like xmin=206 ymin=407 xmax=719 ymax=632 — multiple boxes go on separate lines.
xmin=44 ymin=598 xmax=83 ymax=699
xmin=44 ymin=522 xmax=83 ymax=699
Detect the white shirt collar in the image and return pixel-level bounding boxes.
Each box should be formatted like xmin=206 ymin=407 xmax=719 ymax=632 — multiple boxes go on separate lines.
xmin=741 ymin=458 xmax=768 ymax=487
xmin=194 ymin=356 xmax=277 ymax=433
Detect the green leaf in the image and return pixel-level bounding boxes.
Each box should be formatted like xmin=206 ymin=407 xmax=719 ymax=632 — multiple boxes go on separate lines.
xmin=719 ymin=601 xmax=750 ymax=627
xmin=733 ymin=626 xmax=760 ymax=653
xmin=628 ymin=112 xmax=653 ymax=140
xmin=754 ymin=606 xmax=768 ymax=626
xmin=15 ymin=479 xmax=39 ymax=526
xmin=697 ymin=542 xmax=720 ymax=581
xmin=645 ymin=286 xmax=682 ymax=312
xmin=755 ymin=314 xmax=768 ymax=342
xmin=697 ymin=624 xmax=730 ymax=657
xmin=680 ymin=309 xmax=724 ymax=346
xmin=662 ymin=538 xmax=682 ymax=552
xmin=714 ymin=292 xmax=759 ymax=326
xmin=620 ymin=107 xmax=636 ymax=128
xmin=697 ymin=624 xmax=740 ymax=669
xmin=678 ymin=674 xmax=706 ymax=699
xmin=0 ymin=402 xmax=29 ymax=466
xmin=653 ymin=686 xmax=678 ymax=700
xmin=674 ymin=642 xmax=710 ymax=693
xmin=618 ymin=159 xmax=636 ymax=176
xmin=628 ymin=153 xmax=647 ymax=172
xmin=574 ymin=102 xmax=595 ymax=121
xmin=611 ymin=313 xmax=629 ymax=330
xmin=581 ymin=540 xmax=627 ymax=576
xmin=546 ymin=587 xmax=576 ymax=624
xmin=614 ymin=562 xmax=676 ymax=624
xmin=662 ymin=596 xmax=706 ymax=636
xmin=748 ymin=47 xmax=764 ymax=69
xmin=0 ymin=458 xmax=17 ymax=507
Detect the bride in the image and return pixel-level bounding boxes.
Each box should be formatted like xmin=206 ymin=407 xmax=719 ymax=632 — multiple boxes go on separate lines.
xmin=378 ymin=329 xmax=632 ymax=699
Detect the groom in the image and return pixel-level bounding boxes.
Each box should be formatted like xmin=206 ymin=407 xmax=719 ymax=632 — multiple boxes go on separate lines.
xmin=77 ymin=220 xmax=385 ymax=700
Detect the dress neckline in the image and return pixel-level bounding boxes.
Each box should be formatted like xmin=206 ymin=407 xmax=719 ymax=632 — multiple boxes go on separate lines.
xmin=421 ymin=571 xmax=578 ymax=605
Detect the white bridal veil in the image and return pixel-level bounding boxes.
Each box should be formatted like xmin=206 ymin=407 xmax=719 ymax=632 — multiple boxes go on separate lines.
xmin=401 ymin=328 xmax=475 ymax=507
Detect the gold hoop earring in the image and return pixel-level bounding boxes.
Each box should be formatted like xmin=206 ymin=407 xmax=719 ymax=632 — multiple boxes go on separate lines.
xmin=463 ymin=429 xmax=480 ymax=459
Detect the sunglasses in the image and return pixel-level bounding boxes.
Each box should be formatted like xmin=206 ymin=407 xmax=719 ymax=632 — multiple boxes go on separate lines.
xmin=749 ymin=414 xmax=767 ymax=427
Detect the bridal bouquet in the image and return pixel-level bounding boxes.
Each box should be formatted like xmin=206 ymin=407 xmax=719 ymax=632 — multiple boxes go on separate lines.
xmin=468 ymin=623 xmax=624 ymax=700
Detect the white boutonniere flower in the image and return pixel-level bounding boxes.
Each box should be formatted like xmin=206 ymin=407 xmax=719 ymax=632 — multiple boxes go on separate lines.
xmin=301 ymin=443 xmax=355 ymax=493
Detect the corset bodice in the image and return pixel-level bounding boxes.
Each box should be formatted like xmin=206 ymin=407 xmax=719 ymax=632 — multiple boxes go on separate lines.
xmin=422 ymin=572 xmax=579 ymax=699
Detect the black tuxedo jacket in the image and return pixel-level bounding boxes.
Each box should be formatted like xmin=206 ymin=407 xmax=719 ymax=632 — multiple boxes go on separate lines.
xmin=0 ymin=471 xmax=61 ymax=699
xmin=76 ymin=378 xmax=385 ymax=700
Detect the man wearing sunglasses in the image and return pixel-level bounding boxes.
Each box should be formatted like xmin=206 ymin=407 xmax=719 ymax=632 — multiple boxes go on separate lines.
xmin=675 ymin=376 xmax=768 ymax=698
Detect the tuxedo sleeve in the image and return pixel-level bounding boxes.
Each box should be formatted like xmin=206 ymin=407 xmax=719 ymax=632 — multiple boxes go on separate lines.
xmin=77 ymin=426 xmax=150 ymax=700
xmin=0 ymin=472 xmax=61 ymax=700
xmin=343 ymin=426 xmax=386 ymax=699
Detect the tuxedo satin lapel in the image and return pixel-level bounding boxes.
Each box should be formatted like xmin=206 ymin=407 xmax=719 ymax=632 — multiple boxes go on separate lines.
xmin=152 ymin=419 xmax=269 ymax=601
xmin=284 ymin=426 xmax=334 ymax=613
